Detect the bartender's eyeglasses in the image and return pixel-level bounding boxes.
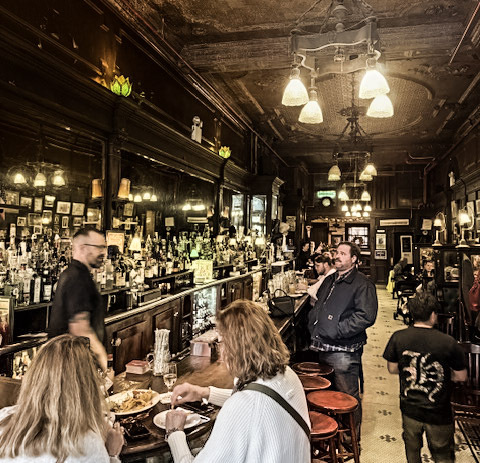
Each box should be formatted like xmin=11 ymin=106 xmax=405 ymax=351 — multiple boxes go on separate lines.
xmin=84 ymin=243 xmax=107 ymax=250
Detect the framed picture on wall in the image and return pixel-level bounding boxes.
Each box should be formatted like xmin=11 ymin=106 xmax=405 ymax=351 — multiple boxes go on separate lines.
xmin=28 ymin=213 xmax=42 ymax=226
xmin=56 ymin=201 xmax=71 ymax=215
xmin=20 ymin=196 xmax=33 ymax=209
xmin=374 ymin=250 xmax=387 ymax=260
xmin=61 ymin=216 xmax=69 ymax=228
xmin=17 ymin=217 xmax=27 ymax=227
xmin=71 ymin=202 xmax=85 ymax=216
xmin=72 ymin=217 xmax=83 ymax=227
xmin=33 ymin=197 xmax=43 ymax=212
xmin=42 ymin=210 xmax=53 ymax=225
xmin=44 ymin=195 xmax=55 ymax=208
xmin=476 ymin=199 xmax=480 ymax=216
xmin=123 ymin=202 xmax=134 ymax=217
xmin=33 ymin=225 xmax=42 ymax=235
xmin=375 ymin=233 xmax=386 ymax=250
xmin=5 ymin=191 xmax=19 ymax=206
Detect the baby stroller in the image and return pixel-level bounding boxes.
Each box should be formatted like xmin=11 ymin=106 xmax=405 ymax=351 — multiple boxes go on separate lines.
xmin=393 ymin=278 xmax=417 ymax=324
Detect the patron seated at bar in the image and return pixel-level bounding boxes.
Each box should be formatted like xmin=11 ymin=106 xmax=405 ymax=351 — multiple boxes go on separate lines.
xmin=165 ymin=300 xmax=311 ymax=462
xmin=0 ymin=334 xmax=124 ymax=462
xmin=48 ymin=228 xmax=109 ymax=372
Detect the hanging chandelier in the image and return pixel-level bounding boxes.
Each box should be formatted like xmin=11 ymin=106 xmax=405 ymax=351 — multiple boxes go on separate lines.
xmin=281 ymin=0 xmax=393 ymax=123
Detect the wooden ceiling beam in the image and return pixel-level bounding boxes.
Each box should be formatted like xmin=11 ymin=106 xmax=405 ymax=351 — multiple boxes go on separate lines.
xmin=182 ymin=22 xmax=464 ymax=72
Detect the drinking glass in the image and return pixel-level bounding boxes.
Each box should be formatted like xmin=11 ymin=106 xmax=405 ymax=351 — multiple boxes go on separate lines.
xmin=163 ymin=363 xmax=177 ymax=400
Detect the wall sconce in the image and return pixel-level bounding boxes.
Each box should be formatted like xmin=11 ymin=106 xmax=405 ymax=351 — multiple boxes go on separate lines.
xmin=457 ymin=208 xmax=473 ymax=248
xmin=219 ymin=146 xmax=231 ymax=159
xmin=433 ymin=212 xmax=446 ymax=247
xmin=110 ymin=75 xmax=132 ymax=97
xmin=117 ymin=178 xmax=131 ymax=199
xmin=150 ymin=193 xmax=158 ymax=202
xmin=91 ymin=178 xmax=103 ymax=198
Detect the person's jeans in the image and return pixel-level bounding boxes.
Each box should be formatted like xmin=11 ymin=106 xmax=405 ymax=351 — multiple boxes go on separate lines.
xmin=402 ymin=414 xmax=455 ymax=463
xmin=317 ymin=350 xmax=362 ymax=438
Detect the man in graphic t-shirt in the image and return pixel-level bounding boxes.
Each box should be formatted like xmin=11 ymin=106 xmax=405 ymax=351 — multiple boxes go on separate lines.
xmin=383 ymin=293 xmax=467 ymax=463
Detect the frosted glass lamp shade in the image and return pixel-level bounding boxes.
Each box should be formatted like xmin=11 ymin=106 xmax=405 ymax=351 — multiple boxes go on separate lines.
xmin=34 ymin=172 xmax=47 ymax=188
xmin=359 ymin=170 xmax=373 ymax=181
xmin=13 ymin=172 xmax=27 ymax=184
xmin=367 ymin=94 xmax=394 ymax=118
xmin=282 ymin=68 xmax=309 ymax=106
xmin=328 ymin=164 xmax=341 ymax=181
xmin=363 ymin=163 xmax=378 ymax=176
xmin=364 ymin=204 xmax=372 ymax=212
xmin=52 ymin=170 xmax=66 ymax=187
xmin=338 ymin=189 xmax=349 ymax=201
xmin=345 ymin=211 xmax=351 ymax=217
xmin=359 ymin=69 xmax=390 ymax=99
xmin=298 ymin=89 xmax=323 ymax=124
xmin=341 ymin=204 xmax=348 ymax=212
xmin=361 ymin=190 xmax=371 ymax=201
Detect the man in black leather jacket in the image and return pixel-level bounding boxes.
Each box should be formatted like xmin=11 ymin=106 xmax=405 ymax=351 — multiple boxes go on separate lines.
xmin=308 ymin=241 xmax=378 ymax=437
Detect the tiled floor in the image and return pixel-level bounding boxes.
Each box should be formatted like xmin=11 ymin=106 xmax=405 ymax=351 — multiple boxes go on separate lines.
xmin=360 ymin=286 xmax=478 ymax=462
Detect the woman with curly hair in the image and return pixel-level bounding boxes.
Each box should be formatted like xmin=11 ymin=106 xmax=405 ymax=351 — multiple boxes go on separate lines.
xmin=165 ymin=299 xmax=310 ymax=463
xmin=0 ymin=334 xmax=123 ymax=462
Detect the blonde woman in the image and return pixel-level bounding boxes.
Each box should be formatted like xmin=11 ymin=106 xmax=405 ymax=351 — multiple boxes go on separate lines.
xmin=165 ymin=300 xmax=310 ymax=463
xmin=0 ymin=334 xmax=123 ymax=462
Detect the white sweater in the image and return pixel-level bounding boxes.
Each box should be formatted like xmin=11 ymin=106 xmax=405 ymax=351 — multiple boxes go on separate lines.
xmin=0 ymin=406 xmax=119 ymax=463
xmin=168 ymin=366 xmax=311 ymax=463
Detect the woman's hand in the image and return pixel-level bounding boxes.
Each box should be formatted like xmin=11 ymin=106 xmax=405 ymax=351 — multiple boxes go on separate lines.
xmin=166 ymin=409 xmax=188 ymax=433
xmin=170 ymin=382 xmax=210 ymax=407
xmin=106 ymin=422 xmax=124 ymax=457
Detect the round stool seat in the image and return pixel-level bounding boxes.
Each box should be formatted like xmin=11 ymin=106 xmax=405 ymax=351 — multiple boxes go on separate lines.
xmin=307 ymin=390 xmax=358 ymax=414
xmin=292 ymin=362 xmax=334 ymax=376
xmin=299 ymin=374 xmax=331 ymax=391
xmin=309 ymin=411 xmax=338 ymax=438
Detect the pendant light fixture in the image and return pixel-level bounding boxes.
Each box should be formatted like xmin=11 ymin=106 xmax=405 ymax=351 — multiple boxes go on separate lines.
xmin=360 ymin=190 xmax=371 ymax=202
xmin=282 ymin=64 xmax=309 ymax=106
xmin=328 ymin=163 xmax=341 ymax=181
xmin=34 ymin=172 xmax=47 ymax=188
xmin=367 ymin=94 xmax=394 ymax=118
xmin=298 ymin=76 xmax=323 ymax=124
xmin=359 ymin=57 xmax=390 ymax=99
xmin=52 ymin=170 xmax=66 ymax=187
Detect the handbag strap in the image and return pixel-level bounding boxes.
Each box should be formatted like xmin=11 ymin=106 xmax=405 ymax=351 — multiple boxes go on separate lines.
xmin=242 ymin=383 xmax=310 ymax=440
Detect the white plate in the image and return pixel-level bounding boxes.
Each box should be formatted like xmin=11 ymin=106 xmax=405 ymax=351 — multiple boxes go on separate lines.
xmin=153 ymin=408 xmax=202 ymax=430
xmin=288 ymin=293 xmax=303 ymax=298
xmin=108 ymin=389 xmax=161 ymax=416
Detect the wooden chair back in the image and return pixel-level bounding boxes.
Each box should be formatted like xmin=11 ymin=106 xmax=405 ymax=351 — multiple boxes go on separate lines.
xmin=0 ymin=377 xmax=21 ymax=409
xmin=436 ymin=313 xmax=455 ymax=338
xmin=460 ymin=342 xmax=480 ymax=390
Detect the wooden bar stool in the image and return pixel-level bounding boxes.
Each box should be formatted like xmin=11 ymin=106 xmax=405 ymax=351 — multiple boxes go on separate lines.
xmin=307 ymin=390 xmax=360 ymax=463
xmin=299 ymin=374 xmax=331 ymax=392
xmin=292 ymin=361 xmax=334 ymax=377
xmin=309 ymin=411 xmax=338 ymax=463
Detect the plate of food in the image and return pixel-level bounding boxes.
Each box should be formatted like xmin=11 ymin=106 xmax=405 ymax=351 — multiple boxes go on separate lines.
xmin=108 ymin=389 xmax=161 ymax=416
xmin=153 ymin=408 xmax=207 ymax=430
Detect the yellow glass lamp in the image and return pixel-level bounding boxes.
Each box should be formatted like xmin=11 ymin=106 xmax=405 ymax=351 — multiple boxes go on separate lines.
xmin=110 ymin=75 xmax=133 ymax=97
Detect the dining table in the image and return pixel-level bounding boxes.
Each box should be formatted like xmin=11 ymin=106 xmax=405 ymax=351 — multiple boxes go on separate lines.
xmin=114 ymin=353 xmax=234 ymax=462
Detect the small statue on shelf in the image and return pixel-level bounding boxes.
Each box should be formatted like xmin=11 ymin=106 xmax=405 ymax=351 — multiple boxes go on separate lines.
xmin=191 ymin=116 xmax=203 ymax=143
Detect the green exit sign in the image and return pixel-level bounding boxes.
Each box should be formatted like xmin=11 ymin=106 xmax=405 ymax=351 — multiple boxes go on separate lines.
xmin=316 ymin=190 xmax=336 ymax=199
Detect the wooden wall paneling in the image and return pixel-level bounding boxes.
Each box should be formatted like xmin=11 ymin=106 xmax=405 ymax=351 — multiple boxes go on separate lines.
xmin=110 ymin=319 xmax=149 ymax=373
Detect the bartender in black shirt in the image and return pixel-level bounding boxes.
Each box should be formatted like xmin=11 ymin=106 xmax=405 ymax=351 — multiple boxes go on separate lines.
xmin=48 ymin=228 xmax=108 ymax=371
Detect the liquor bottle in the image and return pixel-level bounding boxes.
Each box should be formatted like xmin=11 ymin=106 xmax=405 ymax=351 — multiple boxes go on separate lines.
xmin=42 ymin=264 xmax=53 ymax=302
xmin=114 ymin=257 xmax=126 ymax=288
xmin=31 ymin=267 xmax=42 ymax=305
xmin=105 ymin=259 xmax=114 ymax=290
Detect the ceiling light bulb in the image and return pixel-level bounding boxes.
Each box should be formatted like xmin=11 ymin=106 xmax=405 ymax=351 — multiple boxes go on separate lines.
xmin=345 ymin=211 xmax=351 ymax=217
xmin=363 ymin=211 xmax=369 ymax=217
xmin=359 ymin=69 xmax=390 ymax=99
xmin=367 ymin=94 xmax=394 ymax=118
xmin=364 ymin=163 xmax=377 ymax=176
xmin=143 ymin=191 xmax=151 ymax=200
xmin=150 ymin=194 xmax=158 ymax=202
xmin=52 ymin=170 xmax=66 ymax=186
xmin=341 ymin=204 xmax=348 ymax=212
xmin=192 ymin=204 xmax=206 ymax=211
xmin=357 ymin=203 xmax=363 ymax=211
xmin=351 ymin=205 xmax=356 ymax=212
xmin=13 ymin=172 xmax=26 ymax=184
xmin=364 ymin=204 xmax=372 ymax=212
xmin=282 ymin=67 xmax=309 ymax=106
xmin=434 ymin=218 xmax=442 ymax=227
xmin=133 ymin=194 xmax=142 ymax=203
xmin=328 ymin=164 xmax=341 ymax=181
xmin=361 ymin=190 xmax=371 ymax=201
xmin=298 ymin=89 xmax=323 ymax=124
xmin=34 ymin=172 xmax=47 ymax=188
xmin=182 ymin=203 xmax=191 ymax=211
